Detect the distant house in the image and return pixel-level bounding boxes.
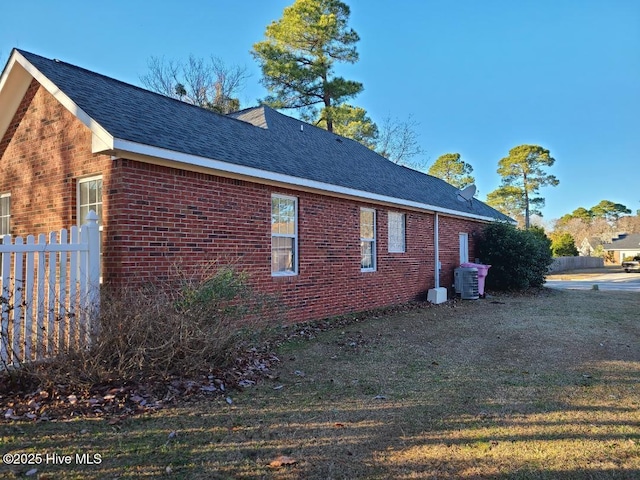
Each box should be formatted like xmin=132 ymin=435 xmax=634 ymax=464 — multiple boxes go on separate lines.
xmin=579 ymin=237 xmax=603 ymax=257
xmin=0 ymin=49 xmax=511 ymax=323
xmin=602 ymin=233 xmax=640 ymax=264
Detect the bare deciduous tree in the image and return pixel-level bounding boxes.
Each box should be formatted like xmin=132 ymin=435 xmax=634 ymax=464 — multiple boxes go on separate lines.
xmin=140 ymin=55 xmax=249 ymax=114
xmin=375 ymin=115 xmax=426 ymax=169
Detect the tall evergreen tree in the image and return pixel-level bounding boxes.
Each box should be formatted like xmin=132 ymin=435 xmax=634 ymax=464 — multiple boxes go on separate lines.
xmin=252 ymin=0 xmax=369 ymax=135
xmin=590 ymin=200 xmax=631 ymax=223
xmin=486 ymin=144 xmax=559 ymax=229
xmin=427 ymin=153 xmax=475 ymax=189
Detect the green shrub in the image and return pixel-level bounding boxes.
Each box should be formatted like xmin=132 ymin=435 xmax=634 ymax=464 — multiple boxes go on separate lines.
xmin=550 ymin=232 xmax=579 ymax=257
xmin=477 ymin=222 xmax=553 ymax=291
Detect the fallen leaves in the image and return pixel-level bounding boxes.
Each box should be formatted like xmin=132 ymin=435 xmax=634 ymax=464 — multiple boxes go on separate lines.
xmin=0 ymin=345 xmax=281 ymax=422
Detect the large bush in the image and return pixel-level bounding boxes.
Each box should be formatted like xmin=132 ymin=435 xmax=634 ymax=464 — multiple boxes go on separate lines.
xmin=477 ymin=222 xmax=553 ymax=291
xmin=13 ymin=263 xmax=282 ymax=388
xmin=550 ymin=232 xmax=579 ymax=257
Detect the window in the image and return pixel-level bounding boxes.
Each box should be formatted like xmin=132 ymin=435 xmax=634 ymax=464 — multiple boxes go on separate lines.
xmin=78 ymin=176 xmax=103 ymax=276
xmin=0 ymin=194 xmax=10 ymax=236
xmin=360 ymin=208 xmax=376 ymax=271
xmin=388 ymin=212 xmax=405 ymax=253
xmin=271 ymin=195 xmax=297 ymax=275
xmin=78 ymin=176 xmax=102 ymax=225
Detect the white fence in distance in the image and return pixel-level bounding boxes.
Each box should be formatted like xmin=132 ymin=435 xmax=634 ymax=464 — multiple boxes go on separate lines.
xmin=549 ymin=256 xmax=604 ymax=273
xmin=0 ymin=211 xmax=100 ymax=368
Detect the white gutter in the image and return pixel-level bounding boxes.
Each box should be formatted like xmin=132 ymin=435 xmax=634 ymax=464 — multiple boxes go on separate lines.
xmin=110 ymin=138 xmax=504 ymax=223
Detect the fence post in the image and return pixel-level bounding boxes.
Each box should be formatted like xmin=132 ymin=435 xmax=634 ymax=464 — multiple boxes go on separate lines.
xmin=1 ymin=234 xmax=11 ymax=366
xmin=84 ymin=211 xmax=100 ymax=343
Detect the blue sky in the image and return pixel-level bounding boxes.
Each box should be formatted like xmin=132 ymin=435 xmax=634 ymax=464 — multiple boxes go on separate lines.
xmin=1 ymin=0 xmax=638 ymax=225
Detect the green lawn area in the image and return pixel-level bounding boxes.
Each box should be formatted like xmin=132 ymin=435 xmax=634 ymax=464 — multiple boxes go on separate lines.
xmin=1 ymin=288 xmax=639 ymax=479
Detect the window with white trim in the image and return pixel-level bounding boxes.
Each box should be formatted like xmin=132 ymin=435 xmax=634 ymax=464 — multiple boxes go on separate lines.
xmin=78 ymin=176 xmax=103 ymax=273
xmin=0 ymin=194 xmax=10 ymax=236
xmin=271 ymin=195 xmax=298 ymax=275
xmin=78 ymin=176 xmax=103 ymax=226
xmin=360 ymin=208 xmax=376 ymax=271
xmin=388 ymin=211 xmax=405 ymax=253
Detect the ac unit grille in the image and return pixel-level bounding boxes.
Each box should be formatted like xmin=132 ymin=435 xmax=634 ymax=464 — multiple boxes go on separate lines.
xmin=454 ymin=267 xmax=479 ymax=300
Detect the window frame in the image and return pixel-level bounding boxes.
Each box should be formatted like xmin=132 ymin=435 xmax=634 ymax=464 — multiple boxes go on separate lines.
xmin=360 ymin=207 xmax=376 ymax=272
xmin=387 ymin=211 xmax=406 ymax=253
xmin=77 ymin=175 xmax=103 ymax=280
xmin=0 ymin=193 xmax=10 ymax=237
xmin=77 ymin=175 xmax=103 ymax=228
xmin=271 ymin=194 xmax=298 ymax=276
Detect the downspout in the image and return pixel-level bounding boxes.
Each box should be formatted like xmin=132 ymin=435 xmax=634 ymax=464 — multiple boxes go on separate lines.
xmin=434 ymin=213 xmax=440 ymax=289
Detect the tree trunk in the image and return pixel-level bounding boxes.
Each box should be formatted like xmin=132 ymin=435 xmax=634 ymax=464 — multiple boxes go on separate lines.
xmin=523 ymin=174 xmax=530 ymax=229
xmin=525 ymin=201 xmax=530 ymax=229
xmin=322 ymin=73 xmax=333 ymax=132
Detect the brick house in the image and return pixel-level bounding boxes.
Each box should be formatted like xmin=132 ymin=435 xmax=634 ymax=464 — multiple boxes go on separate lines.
xmin=0 ymin=49 xmax=511 ymax=323
xmin=602 ymin=233 xmax=640 ymax=264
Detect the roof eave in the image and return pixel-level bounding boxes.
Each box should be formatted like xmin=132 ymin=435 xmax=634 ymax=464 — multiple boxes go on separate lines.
xmin=109 ymin=137 xmax=506 ymax=223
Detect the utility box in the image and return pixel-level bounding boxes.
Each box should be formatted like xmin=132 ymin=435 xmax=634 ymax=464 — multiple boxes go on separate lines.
xmin=427 ymin=287 xmax=447 ymax=304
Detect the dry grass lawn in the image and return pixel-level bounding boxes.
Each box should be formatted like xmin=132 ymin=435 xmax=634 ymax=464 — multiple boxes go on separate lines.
xmin=1 ymin=288 xmax=639 ymax=479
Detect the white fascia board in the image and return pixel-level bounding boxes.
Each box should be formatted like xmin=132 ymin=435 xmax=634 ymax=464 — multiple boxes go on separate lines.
xmin=110 ymin=138 xmax=503 ymax=223
xmin=11 ymin=51 xmax=114 ymax=151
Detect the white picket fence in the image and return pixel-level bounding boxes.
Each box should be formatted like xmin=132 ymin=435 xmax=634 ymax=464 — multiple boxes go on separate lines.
xmin=0 ymin=211 xmax=100 ymax=368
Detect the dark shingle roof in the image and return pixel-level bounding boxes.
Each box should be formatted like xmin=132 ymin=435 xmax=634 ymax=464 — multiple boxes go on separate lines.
xmin=16 ymin=49 xmax=510 ymax=221
xmin=602 ymin=233 xmax=640 ymax=250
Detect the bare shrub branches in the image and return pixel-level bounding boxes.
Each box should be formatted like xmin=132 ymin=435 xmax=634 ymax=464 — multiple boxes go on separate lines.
xmin=3 ymin=263 xmax=282 ymax=389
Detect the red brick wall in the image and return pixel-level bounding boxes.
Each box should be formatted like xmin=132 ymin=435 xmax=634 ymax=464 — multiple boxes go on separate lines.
xmin=106 ymin=159 xmax=481 ymax=321
xmin=106 ymin=159 xmax=433 ymax=321
xmin=1 ymin=79 xmax=485 ymax=323
xmin=0 ymin=80 xmax=111 ymax=235
xmin=438 ymin=216 xmax=480 ymax=289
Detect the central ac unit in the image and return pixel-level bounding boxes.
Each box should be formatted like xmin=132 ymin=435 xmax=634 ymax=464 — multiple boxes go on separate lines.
xmin=454 ymin=267 xmax=479 ymax=300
